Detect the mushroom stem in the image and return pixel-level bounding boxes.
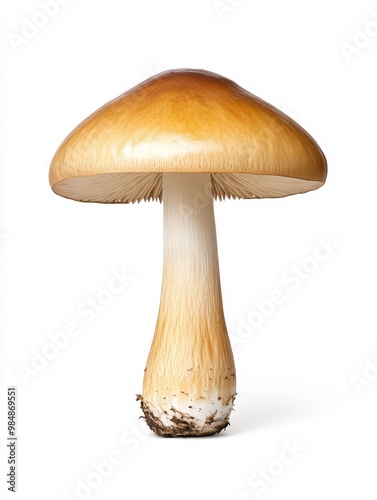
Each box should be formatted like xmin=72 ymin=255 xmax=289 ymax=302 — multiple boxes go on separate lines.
xmin=141 ymin=173 xmax=236 ymax=436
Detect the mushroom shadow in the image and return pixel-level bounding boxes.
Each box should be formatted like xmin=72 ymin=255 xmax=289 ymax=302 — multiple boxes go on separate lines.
xmin=227 ymin=396 xmax=319 ymax=436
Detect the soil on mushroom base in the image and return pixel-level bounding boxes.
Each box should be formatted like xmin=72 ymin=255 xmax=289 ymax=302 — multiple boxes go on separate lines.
xmin=136 ymin=394 xmax=232 ymax=437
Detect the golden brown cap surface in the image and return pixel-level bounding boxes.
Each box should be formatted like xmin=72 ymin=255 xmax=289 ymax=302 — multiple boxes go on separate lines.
xmin=49 ymin=69 xmax=327 ymax=203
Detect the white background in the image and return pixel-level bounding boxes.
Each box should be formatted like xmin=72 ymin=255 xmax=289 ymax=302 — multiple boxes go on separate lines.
xmin=1 ymin=0 xmax=377 ymax=499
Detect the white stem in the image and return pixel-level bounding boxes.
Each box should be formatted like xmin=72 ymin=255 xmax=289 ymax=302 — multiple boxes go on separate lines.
xmin=141 ymin=173 xmax=236 ymax=437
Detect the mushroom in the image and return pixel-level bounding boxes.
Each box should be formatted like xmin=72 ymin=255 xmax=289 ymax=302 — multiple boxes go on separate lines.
xmin=49 ymin=69 xmax=327 ymax=437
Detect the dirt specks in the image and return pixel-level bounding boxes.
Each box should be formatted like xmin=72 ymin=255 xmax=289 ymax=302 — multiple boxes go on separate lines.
xmin=137 ymin=395 xmax=233 ymax=437
xmin=205 ymin=411 xmax=217 ymax=424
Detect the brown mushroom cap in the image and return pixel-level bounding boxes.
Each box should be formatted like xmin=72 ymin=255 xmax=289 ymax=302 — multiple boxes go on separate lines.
xmin=49 ymin=69 xmax=327 ymax=203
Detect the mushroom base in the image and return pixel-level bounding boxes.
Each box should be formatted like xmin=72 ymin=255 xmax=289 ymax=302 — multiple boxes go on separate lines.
xmin=137 ymin=394 xmax=236 ymax=437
